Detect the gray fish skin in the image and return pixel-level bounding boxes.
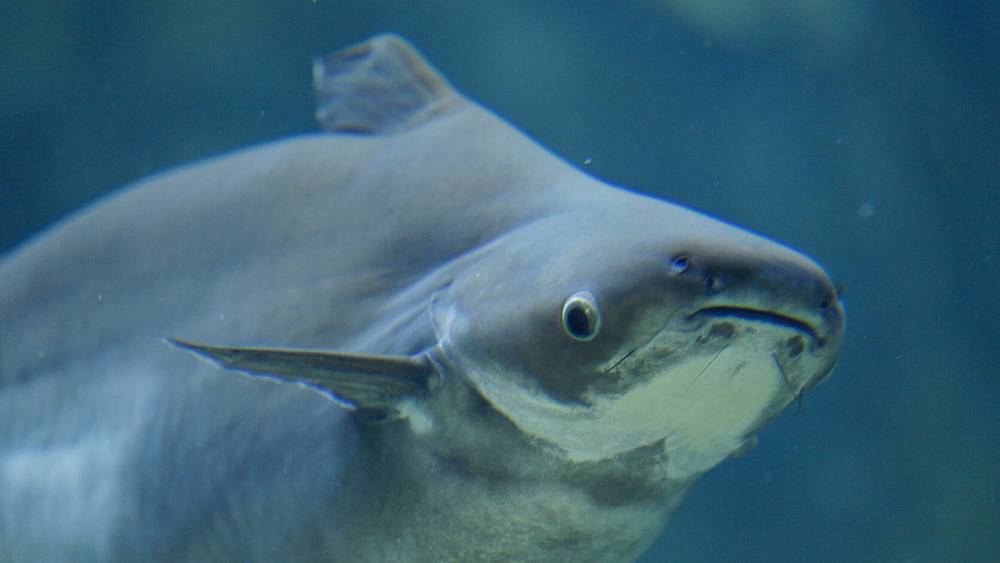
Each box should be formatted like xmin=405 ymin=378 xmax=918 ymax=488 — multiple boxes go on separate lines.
xmin=0 ymin=35 xmax=845 ymax=562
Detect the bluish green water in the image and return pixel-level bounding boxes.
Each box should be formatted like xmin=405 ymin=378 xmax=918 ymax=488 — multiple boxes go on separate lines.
xmin=2 ymin=2 xmax=997 ymax=561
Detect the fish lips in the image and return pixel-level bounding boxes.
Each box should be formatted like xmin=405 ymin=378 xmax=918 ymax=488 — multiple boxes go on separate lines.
xmin=685 ymin=302 xmax=845 ymax=387
xmin=691 ymin=305 xmax=825 ymax=345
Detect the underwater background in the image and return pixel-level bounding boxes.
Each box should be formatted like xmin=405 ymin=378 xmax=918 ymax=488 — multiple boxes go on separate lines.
xmin=2 ymin=2 xmax=997 ymax=561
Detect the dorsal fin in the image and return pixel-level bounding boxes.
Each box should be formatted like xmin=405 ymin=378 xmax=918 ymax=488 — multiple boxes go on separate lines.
xmin=313 ymin=33 xmax=461 ymax=135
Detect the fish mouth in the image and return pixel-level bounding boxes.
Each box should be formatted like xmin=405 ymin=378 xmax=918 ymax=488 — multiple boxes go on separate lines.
xmin=691 ymin=305 xmax=825 ymax=346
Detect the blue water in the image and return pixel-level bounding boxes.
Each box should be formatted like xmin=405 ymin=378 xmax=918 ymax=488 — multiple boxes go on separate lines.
xmin=2 ymin=2 xmax=997 ymax=561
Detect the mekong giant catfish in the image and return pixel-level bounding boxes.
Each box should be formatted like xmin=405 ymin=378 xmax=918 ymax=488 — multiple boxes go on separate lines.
xmin=0 ymin=34 xmax=845 ymax=562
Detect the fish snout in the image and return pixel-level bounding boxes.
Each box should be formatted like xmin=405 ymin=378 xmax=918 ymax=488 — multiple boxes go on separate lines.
xmin=674 ymin=246 xmax=845 ymax=352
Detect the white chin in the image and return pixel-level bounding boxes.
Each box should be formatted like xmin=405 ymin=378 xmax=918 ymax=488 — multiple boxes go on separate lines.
xmin=467 ymin=343 xmax=787 ymax=475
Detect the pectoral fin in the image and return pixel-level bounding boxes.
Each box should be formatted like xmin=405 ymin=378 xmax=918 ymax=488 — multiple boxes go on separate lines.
xmin=168 ymin=338 xmax=434 ymax=421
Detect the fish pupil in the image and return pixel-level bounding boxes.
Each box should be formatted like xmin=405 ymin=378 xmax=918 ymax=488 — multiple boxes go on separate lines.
xmin=562 ymin=291 xmax=601 ymax=341
xmin=566 ymin=305 xmax=593 ymax=339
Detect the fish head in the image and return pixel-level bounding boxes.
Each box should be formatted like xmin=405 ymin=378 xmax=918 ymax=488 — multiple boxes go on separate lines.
xmin=431 ymin=193 xmax=845 ymax=478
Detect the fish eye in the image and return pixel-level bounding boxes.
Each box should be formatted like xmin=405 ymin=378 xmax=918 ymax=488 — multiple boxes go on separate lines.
xmin=562 ymin=291 xmax=601 ymax=341
xmin=670 ymin=255 xmax=690 ymax=274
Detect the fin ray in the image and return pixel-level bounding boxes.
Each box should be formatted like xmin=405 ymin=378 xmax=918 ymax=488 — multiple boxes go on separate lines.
xmin=313 ymin=33 xmax=459 ymax=134
xmin=169 ymin=338 xmax=432 ymax=418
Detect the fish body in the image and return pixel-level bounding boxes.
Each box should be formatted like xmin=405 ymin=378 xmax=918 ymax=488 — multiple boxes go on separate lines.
xmin=0 ymin=35 xmax=844 ymax=561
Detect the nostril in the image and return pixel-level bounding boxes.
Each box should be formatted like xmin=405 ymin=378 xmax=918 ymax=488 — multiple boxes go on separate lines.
xmin=671 ymin=255 xmax=690 ymax=274
xmin=704 ymin=274 xmax=724 ymax=294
